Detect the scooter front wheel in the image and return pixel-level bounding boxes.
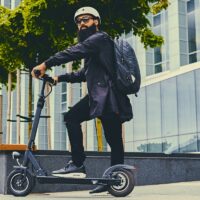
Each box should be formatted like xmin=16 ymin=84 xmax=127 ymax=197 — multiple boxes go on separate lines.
xmin=108 ymin=169 xmax=135 ymax=197
xmin=7 ymin=169 xmax=35 ymax=196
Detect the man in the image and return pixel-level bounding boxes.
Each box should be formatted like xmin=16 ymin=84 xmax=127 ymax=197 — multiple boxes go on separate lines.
xmin=31 ymin=6 xmax=133 ymax=193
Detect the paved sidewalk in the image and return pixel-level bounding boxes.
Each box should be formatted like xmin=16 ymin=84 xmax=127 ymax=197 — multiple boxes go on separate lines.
xmin=1 ymin=181 xmax=200 ymax=200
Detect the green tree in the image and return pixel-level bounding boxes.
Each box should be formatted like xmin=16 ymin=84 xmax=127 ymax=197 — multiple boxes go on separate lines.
xmin=0 ymin=0 xmax=169 ymax=140
xmin=1 ymin=0 xmax=169 ymax=83
xmin=0 ymin=6 xmax=19 ymax=88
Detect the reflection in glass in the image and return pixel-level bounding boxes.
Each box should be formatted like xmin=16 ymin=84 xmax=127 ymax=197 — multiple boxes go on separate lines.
xmin=154 ymin=47 xmax=162 ymax=63
xmin=62 ymin=82 xmax=67 ymax=93
xmin=153 ymin=14 xmax=161 ymax=26
xmin=189 ymin=53 xmax=197 ymax=63
xmin=155 ymin=64 xmax=162 ymax=73
xmin=163 ymin=137 xmax=179 ymax=154
xmin=133 ymin=88 xmax=147 ymax=141
xmin=15 ymin=0 xmax=21 ymax=7
xmin=147 ymin=139 xmax=162 ymax=153
xmin=177 ymin=72 xmax=197 ymax=135
xmin=188 ymin=13 xmax=196 ymax=53
xmin=61 ymin=94 xmax=66 ymax=102
xmin=134 ymin=140 xmax=148 ymax=152
xmin=187 ymin=0 xmax=195 ymax=13
xmin=179 ymin=134 xmax=198 ymax=152
xmin=125 ymin=117 xmax=134 ymax=152
xmin=187 ymin=0 xmax=198 ymax=64
xmin=198 ymin=133 xmax=200 ymax=151
xmin=146 ymin=83 xmax=162 ymax=139
xmin=4 ymin=0 xmax=11 ymax=8
xmin=61 ymin=104 xmax=66 ymax=111
xmin=195 ymin=70 xmax=200 ymax=132
xmin=161 ymin=78 xmax=178 ymax=137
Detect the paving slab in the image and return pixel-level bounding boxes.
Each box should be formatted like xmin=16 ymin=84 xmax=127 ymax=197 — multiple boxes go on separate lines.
xmin=1 ymin=181 xmax=200 ymax=200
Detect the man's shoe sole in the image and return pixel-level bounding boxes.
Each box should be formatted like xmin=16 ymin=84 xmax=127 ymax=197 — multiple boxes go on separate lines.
xmin=52 ymin=172 xmax=86 ymax=179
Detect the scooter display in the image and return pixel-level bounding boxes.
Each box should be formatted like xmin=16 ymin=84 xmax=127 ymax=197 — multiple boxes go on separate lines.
xmin=7 ymin=71 xmax=135 ymax=197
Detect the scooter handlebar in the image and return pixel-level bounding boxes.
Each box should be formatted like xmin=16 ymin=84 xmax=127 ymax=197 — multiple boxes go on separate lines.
xmin=33 ymin=69 xmax=56 ymax=85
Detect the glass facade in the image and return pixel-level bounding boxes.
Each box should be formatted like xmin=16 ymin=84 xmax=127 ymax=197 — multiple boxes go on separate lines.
xmin=126 ymin=68 xmax=200 ymax=153
xmin=143 ymin=9 xmax=170 ymax=76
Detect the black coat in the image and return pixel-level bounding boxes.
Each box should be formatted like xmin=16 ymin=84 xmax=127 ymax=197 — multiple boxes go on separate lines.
xmin=45 ymin=31 xmax=133 ymax=123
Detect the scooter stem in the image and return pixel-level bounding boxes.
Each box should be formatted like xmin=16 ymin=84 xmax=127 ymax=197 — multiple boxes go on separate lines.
xmin=28 ymin=80 xmax=46 ymax=149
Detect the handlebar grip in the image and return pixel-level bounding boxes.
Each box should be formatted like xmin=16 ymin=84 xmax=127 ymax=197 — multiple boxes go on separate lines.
xmin=33 ymin=70 xmax=56 ymax=85
xmin=45 ymin=76 xmax=56 ymax=85
xmin=34 ymin=69 xmax=41 ymax=78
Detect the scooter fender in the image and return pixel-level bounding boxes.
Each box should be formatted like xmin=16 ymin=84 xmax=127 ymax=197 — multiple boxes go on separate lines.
xmin=102 ymin=164 xmax=136 ymax=178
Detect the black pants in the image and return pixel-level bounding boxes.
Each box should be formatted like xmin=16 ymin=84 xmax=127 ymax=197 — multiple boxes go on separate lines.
xmin=64 ymin=95 xmax=124 ymax=167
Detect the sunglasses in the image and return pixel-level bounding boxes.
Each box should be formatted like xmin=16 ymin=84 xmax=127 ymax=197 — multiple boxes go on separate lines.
xmin=76 ymin=16 xmax=94 ymax=25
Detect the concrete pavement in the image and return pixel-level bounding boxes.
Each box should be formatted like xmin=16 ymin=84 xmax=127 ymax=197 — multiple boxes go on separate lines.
xmin=1 ymin=181 xmax=200 ymax=200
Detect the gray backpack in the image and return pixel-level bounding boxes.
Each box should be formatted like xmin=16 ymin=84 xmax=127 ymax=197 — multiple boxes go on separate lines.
xmin=113 ymin=38 xmax=141 ymax=96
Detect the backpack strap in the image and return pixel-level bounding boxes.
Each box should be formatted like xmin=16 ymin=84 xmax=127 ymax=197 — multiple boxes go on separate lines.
xmin=100 ymin=32 xmax=117 ymax=81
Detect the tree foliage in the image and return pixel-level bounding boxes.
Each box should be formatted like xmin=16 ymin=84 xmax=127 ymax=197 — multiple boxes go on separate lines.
xmin=0 ymin=0 xmax=169 ymax=86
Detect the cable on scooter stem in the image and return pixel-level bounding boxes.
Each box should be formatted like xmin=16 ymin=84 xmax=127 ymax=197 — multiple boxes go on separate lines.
xmin=33 ymin=69 xmax=55 ymax=98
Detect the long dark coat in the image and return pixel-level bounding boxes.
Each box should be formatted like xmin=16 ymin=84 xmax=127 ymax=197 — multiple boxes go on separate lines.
xmin=45 ymin=31 xmax=133 ymax=123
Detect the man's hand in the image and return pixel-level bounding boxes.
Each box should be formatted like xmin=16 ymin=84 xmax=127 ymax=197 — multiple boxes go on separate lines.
xmin=52 ymin=76 xmax=58 ymax=85
xmin=31 ymin=62 xmax=47 ymax=78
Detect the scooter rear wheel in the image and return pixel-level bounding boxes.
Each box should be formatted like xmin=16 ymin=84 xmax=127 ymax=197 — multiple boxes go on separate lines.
xmin=108 ymin=169 xmax=134 ymax=197
xmin=7 ymin=169 xmax=35 ymax=196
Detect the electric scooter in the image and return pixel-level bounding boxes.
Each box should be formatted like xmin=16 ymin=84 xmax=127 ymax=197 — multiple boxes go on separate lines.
xmin=7 ymin=71 xmax=135 ymax=197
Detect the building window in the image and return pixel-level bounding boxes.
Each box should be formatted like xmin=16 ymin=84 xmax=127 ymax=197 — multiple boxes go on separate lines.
xmin=61 ymin=82 xmax=67 ymax=111
xmin=187 ymin=0 xmax=198 ymax=64
xmin=4 ymin=0 xmax=11 ymax=8
xmin=188 ymin=12 xmax=196 ymax=53
xmin=187 ymin=0 xmax=195 ymax=13
xmin=154 ymin=46 xmax=163 ymax=73
xmin=154 ymin=47 xmax=162 ymax=63
xmin=15 ymin=0 xmax=21 ymax=7
xmin=189 ymin=54 xmax=197 ymax=63
xmin=150 ymin=11 xmax=169 ymax=75
xmin=153 ymin=14 xmax=161 ymax=26
xmin=155 ymin=64 xmax=162 ymax=73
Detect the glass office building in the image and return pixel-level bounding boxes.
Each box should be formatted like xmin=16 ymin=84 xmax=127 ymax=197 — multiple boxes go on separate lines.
xmin=125 ymin=63 xmax=200 ymax=153
xmin=1 ymin=0 xmax=200 ymax=153
xmin=124 ymin=0 xmax=200 ymax=153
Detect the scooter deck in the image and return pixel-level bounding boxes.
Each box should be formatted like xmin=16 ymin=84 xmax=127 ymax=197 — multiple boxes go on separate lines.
xmin=37 ymin=176 xmax=121 ymax=185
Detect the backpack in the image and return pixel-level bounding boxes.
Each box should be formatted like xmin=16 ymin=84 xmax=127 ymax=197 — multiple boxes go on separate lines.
xmin=112 ymin=38 xmax=141 ymax=96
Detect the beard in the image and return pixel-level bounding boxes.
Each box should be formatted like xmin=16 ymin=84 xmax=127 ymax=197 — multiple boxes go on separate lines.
xmin=77 ymin=24 xmax=97 ymax=42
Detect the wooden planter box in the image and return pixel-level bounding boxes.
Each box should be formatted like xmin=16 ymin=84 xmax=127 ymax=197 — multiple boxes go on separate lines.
xmin=0 ymin=144 xmax=37 ymax=151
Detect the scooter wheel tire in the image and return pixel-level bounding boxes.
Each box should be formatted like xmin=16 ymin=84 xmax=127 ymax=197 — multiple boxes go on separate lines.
xmin=108 ymin=169 xmax=135 ymax=197
xmin=7 ymin=169 xmax=35 ymax=196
